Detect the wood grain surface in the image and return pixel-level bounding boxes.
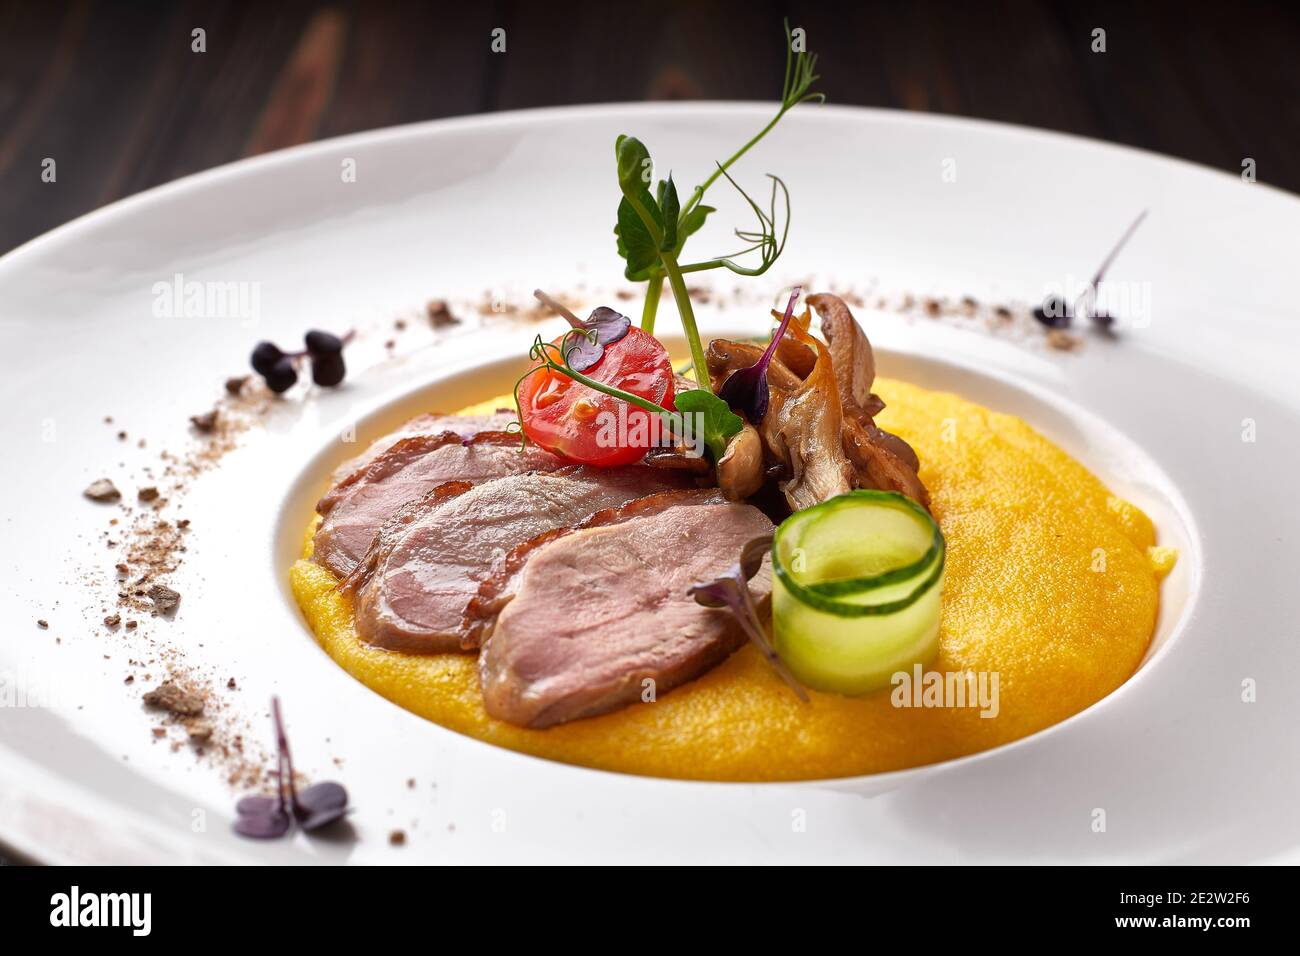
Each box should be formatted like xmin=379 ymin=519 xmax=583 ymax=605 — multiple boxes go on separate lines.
xmin=1 ymin=0 xmax=1297 ymax=254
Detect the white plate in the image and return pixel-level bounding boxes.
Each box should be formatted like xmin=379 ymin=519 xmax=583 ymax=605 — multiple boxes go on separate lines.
xmin=2 ymin=104 xmax=1298 ymax=864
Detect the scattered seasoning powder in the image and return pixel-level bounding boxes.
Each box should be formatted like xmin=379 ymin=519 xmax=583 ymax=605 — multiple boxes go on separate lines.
xmin=142 ymin=682 xmax=205 ymax=716
xmin=1046 ymin=329 xmax=1082 ymax=351
xmin=426 ymin=299 xmax=461 ymax=328
xmin=189 ymin=409 xmax=219 ymax=433
xmin=104 ymin=613 xmax=121 ymax=628
xmin=138 ymin=486 xmax=160 ymax=503
xmin=148 ymin=584 xmax=181 ymax=616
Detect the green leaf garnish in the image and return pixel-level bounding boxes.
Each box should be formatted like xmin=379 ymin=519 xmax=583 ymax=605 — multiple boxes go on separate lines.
xmin=657 ymin=176 xmax=680 ymax=252
xmin=609 ymin=20 xmax=822 ymax=382
xmin=674 ymin=389 xmax=744 ymax=462
xmin=615 ymin=195 xmax=662 ymax=281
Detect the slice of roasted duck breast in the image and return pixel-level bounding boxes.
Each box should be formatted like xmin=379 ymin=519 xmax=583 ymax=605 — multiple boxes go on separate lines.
xmin=349 ymin=467 xmax=691 ymax=653
xmin=478 ymin=499 xmax=773 ymax=728
xmin=312 ymin=431 xmax=565 ymax=578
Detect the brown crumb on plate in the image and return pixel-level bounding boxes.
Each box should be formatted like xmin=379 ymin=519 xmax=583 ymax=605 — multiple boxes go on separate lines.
xmin=84 ymin=479 xmax=121 ymax=503
xmin=143 ymin=682 xmax=205 ymax=716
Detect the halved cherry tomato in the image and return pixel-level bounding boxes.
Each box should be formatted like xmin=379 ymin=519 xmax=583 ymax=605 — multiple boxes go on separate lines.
xmin=518 ymin=327 xmax=675 ymax=466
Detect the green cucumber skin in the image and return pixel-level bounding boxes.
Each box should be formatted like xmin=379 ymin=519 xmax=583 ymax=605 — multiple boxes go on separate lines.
xmin=779 ymin=491 xmax=943 ymax=598
xmin=770 ymin=490 xmax=946 ymax=695
xmin=773 ymin=572 xmax=943 ymax=695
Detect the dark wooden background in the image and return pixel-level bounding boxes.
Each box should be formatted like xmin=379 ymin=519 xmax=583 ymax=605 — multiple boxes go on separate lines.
xmin=2 ymin=0 xmax=1299 ymax=255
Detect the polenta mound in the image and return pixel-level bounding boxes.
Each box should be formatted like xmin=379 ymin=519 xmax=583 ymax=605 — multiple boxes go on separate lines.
xmin=290 ymin=378 xmax=1173 ymax=781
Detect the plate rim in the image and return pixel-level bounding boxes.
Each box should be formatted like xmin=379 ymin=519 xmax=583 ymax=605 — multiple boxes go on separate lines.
xmin=5 ymin=101 xmax=1299 ymax=276
xmin=2 ymin=101 xmax=1293 ymax=865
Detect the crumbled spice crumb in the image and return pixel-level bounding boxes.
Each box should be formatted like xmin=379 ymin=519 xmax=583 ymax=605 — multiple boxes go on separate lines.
xmin=394 ymin=318 xmax=407 ymax=331
xmin=177 ymin=519 xmax=190 ymax=529
xmin=426 ymin=299 xmax=460 ymax=328
xmin=138 ymin=486 xmax=160 ymax=503
xmin=389 ymin=829 xmax=406 ymax=846
xmin=115 ymin=562 xmax=129 ymax=576
xmin=187 ymin=720 xmax=214 ymax=743
xmin=142 ymin=682 xmax=205 ymax=716
xmin=37 ymin=619 xmax=48 ymax=629
xmin=189 ymin=409 xmax=219 ymax=433
xmin=224 ymin=375 xmax=249 ymax=396
xmin=84 ymin=479 xmax=121 ymax=503
xmin=124 ymin=675 xmax=134 ymax=684
xmin=117 ymin=431 xmax=128 ymax=441
xmin=152 ymin=727 xmax=167 ymax=738
xmin=226 ymin=677 xmax=237 ymax=689
xmin=104 ymin=613 xmax=121 ymax=628
xmin=148 ymin=584 xmax=181 ymax=616
xmin=406 ymin=778 xmax=416 ymax=789
xmin=125 ymin=620 xmax=138 ymax=630
xmin=1046 ymin=329 xmax=1082 ymax=352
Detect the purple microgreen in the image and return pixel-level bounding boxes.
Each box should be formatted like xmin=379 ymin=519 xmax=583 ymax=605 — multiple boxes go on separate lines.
xmin=235 ymin=794 xmax=280 ymax=816
xmin=1074 ymin=209 xmax=1147 ymax=325
xmin=1035 ymin=211 xmax=1148 ymax=330
xmin=585 ymin=307 xmax=633 ymax=345
xmin=717 ymin=286 xmax=801 ymax=424
xmin=688 ymin=533 xmax=809 ymax=702
xmin=251 ymin=329 xmax=355 ymax=393
xmin=232 ymin=696 xmax=351 ymax=840
xmin=233 ymin=802 xmax=292 ymax=839
xmin=295 ymin=781 xmax=350 ymax=832
xmin=533 ymin=290 xmax=631 ymax=372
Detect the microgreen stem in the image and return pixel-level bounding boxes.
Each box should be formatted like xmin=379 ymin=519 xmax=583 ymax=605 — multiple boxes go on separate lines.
xmin=657 ymin=248 xmax=712 ymax=392
xmin=681 ymin=112 xmax=786 ymax=224
xmin=738 ymin=578 xmax=809 ymax=702
xmin=678 ymin=20 xmax=820 ymax=224
xmin=271 ymin=696 xmax=295 ymax=811
xmin=512 ymin=334 xmax=690 ymax=444
xmin=533 ymin=289 xmax=584 ymax=328
xmin=640 ymin=275 xmax=663 ymax=334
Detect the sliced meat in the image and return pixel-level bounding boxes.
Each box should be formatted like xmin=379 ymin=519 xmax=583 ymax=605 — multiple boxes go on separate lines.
xmin=462 ymin=488 xmax=729 ymax=648
xmin=479 ymin=500 xmax=773 ymax=728
xmin=328 ymin=411 xmax=516 ymax=485
xmin=641 ymin=445 xmax=714 ymax=477
xmin=352 ymin=468 xmax=691 ymax=653
xmin=312 ymin=432 xmax=564 ymax=578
